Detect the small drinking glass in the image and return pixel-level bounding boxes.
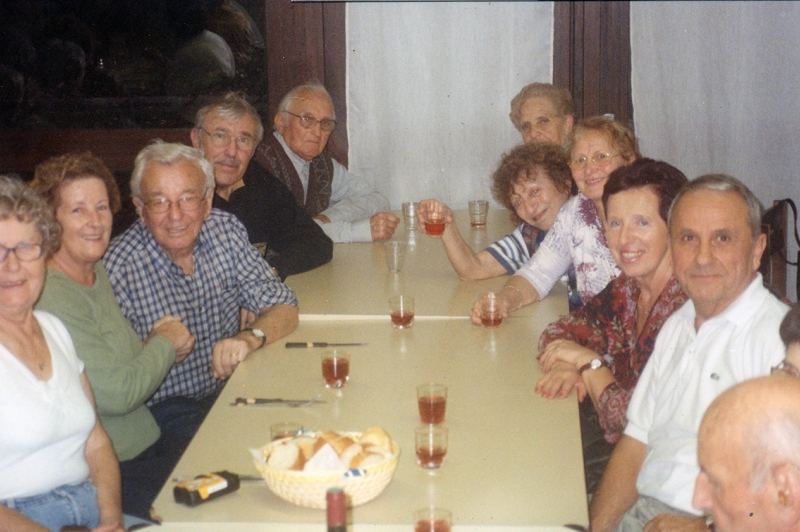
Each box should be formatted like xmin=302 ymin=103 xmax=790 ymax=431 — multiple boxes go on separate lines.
xmin=479 ymin=292 xmax=503 ymax=328
xmin=414 ymin=507 xmax=452 ymax=532
xmin=384 ymin=241 xmax=407 ymax=273
xmin=415 ymin=425 xmax=448 ymax=469
xmin=321 ymin=350 xmax=350 ymax=388
xmin=423 ymin=210 xmax=446 ymax=237
xmin=270 ymin=422 xmax=303 ymax=441
xmin=468 ymin=199 xmax=488 ymax=227
xmin=402 ymin=202 xmax=419 ymax=230
xmin=389 ymin=295 xmax=415 ymax=329
xmin=417 ymin=383 xmax=447 ymax=424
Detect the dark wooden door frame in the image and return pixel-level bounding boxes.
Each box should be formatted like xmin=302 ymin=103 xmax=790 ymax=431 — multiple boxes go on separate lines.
xmin=554 ymin=1 xmax=632 ymax=128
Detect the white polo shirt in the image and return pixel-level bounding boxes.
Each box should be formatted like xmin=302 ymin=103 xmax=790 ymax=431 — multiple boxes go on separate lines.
xmin=624 ymin=274 xmax=787 ymax=514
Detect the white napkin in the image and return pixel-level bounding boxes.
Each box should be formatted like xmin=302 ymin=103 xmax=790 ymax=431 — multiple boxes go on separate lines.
xmin=303 ymin=443 xmax=347 ymax=472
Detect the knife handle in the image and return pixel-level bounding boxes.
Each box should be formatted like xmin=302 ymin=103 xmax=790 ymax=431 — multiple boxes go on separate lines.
xmin=285 ymin=342 xmax=325 ymax=348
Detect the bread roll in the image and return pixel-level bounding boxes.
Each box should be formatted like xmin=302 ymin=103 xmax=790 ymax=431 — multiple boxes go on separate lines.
xmin=357 ymin=452 xmax=386 ymax=468
xmin=360 ymin=426 xmax=392 ymax=452
xmin=320 ymin=431 xmax=356 ymax=456
xmin=319 ymin=431 xmax=342 ymax=445
xmin=267 ymin=441 xmax=305 ymax=470
xmin=293 ymin=436 xmax=319 ymax=461
xmin=339 ymin=443 xmax=363 ymax=467
xmin=362 ymin=443 xmax=393 ymax=459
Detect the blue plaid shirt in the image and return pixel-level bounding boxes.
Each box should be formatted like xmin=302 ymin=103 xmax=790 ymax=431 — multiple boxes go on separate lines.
xmin=104 ymin=209 xmax=298 ymax=404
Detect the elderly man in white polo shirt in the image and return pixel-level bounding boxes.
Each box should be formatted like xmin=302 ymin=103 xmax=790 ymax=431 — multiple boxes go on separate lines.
xmin=589 ymin=174 xmax=788 ymax=532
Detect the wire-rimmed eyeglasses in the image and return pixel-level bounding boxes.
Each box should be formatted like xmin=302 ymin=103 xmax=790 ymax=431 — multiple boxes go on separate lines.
xmin=198 ymin=127 xmax=255 ymax=151
xmin=284 ymin=111 xmax=337 ymax=132
xmin=143 ymin=194 xmax=205 ymax=214
xmin=569 ymin=152 xmax=619 ymax=171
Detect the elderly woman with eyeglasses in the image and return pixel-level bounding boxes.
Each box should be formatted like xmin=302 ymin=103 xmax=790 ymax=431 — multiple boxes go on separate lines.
xmin=0 ymin=175 xmax=124 ymax=532
xmin=31 ymin=153 xmax=195 ymax=521
xmin=470 ymin=116 xmax=640 ymax=325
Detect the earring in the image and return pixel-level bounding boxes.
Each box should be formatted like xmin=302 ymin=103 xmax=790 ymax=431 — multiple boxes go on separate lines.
xmin=779 ymin=490 xmax=791 ymax=506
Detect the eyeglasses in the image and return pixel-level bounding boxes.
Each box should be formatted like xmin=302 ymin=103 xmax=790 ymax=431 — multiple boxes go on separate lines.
xmin=284 ymin=111 xmax=337 ymax=132
xmin=569 ymin=152 xmax=618 ymax=171
xmin=0 ymin=243 xmax=44 ymax=262
xmin=198 ymin=127 xmax=255 ymax=151
xmin=144 ymin=194 xmax=205 ymax=214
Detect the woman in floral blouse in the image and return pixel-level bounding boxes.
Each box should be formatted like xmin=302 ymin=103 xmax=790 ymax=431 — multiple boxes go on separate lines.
xmin=536 ymin=158 xmax=689 ymax=444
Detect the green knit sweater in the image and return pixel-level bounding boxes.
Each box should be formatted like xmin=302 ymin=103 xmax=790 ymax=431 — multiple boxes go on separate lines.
xmin=37 ymin=263 xmax=176 ymax=461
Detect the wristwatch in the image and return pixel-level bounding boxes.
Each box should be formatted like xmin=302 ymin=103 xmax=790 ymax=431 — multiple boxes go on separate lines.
xmin=579 ymin=358 xmax=605 ymax=375
xmin=244 ymin=327 xmax=266 ymax=348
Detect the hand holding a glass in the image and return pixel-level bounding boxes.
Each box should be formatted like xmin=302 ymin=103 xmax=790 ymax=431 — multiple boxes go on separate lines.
xmin=469 ymin=277 xmax=539 ymax=326
xmin=469 ymin=291 xmax=510 ymax=327
xmin=416 ymin=199 xmax=453 ymax=237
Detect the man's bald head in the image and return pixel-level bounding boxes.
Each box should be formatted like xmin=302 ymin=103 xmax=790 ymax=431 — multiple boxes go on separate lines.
xmin=694 ymin=376 xmax=800 ymax=532
xmin=702 ymin=376 xmax=800 ymax=483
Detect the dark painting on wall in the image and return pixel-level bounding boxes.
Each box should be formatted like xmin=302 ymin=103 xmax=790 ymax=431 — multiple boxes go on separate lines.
xmin=0 ymin=0 xmax=268 ymax=130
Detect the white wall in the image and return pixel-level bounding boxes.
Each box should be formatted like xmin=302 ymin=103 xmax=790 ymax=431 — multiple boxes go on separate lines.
xmin=346 ymin=2 xmax=553 ymax=211
xmin=631 ymin=1 xmax=800 ymax=300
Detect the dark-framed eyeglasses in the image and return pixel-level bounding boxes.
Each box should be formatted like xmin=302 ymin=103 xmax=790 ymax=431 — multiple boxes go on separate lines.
xmin=198 ymin=127 xmax=255 ymax=151
xmin=144 ymin=194 xmax=205 ymax=214
xmin=284 ymin=111 xmax=337 ymax=132
xmin=0 ymin=242 xmax=44 ymax=262
xmin=569 ymin=152 xmax=619 ymax=171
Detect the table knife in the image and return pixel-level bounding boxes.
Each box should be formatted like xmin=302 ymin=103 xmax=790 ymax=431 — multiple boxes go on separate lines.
xmin=230 ymin=397 xmax=325 ymax=407
xmin=285 ymin=342 xmax=366 ymax=348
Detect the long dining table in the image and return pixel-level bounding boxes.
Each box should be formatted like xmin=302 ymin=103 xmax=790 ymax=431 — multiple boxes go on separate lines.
xmin=151 ymin=210 xmax=588 ymax=531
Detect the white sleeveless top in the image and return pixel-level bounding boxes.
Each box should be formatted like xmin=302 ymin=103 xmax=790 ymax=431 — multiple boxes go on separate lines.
xmin=0 ymin=311 xmax=95 ymax=499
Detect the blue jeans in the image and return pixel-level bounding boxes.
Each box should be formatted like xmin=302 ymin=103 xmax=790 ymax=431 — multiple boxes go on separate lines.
xmin=1 ymin=480 xmax=100 ymax=532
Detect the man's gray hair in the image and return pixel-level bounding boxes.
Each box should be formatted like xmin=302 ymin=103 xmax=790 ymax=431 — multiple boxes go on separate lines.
xmin=131 ymin=141 xmax=215 ymax=198
xmin=275 ymin=81 xmax=336 ymax=124
xmin=194 ymin=91 xmax=264 ymax=143
xmin=668 ymin=174 xmax=763 ymax=239
xmin=0 ymin=174 xmax=60 ymax=257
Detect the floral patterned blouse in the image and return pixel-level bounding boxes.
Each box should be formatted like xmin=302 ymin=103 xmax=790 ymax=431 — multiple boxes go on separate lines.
xmin=515 ymin=194 xmax=621 ymax=305
xmin=538 ymin=273 xmax=687 ymax=443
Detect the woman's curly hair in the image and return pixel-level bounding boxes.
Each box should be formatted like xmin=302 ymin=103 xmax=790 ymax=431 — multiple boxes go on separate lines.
xmin=29 ymin=151 xmax=121 ymax=215
xmin=491 ymin=142 xmax=575 ymax=224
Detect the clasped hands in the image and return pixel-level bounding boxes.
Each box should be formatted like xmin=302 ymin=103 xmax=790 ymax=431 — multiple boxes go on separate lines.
xmin=535 ymin=340 xmax=603 ymax=401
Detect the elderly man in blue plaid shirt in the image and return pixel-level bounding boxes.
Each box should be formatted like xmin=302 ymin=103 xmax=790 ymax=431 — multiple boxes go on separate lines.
xmin=105 ymin=141 xmax=298 ymax=446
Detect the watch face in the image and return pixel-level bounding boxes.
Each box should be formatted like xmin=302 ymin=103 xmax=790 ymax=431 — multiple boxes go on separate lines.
xmin=249 ymin=328 xmax=265 ymax=338
xmin=591 ymin=359 xmax=602 ymax=369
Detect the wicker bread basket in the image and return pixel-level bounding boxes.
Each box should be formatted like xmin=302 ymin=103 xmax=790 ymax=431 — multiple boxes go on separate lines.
xmin=253 ymin=431 xmax=400 ymax=509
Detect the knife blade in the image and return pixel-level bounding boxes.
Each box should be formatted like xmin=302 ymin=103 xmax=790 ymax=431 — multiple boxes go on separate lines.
xmin=230 ymin=397 xmax=325 ymax=407
xmin=285 ymin=342 xmax=366 ymax=348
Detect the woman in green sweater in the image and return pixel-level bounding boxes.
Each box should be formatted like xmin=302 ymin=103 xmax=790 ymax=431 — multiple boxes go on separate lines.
xmin=32 ymin=152 xmax=195 ymax=520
